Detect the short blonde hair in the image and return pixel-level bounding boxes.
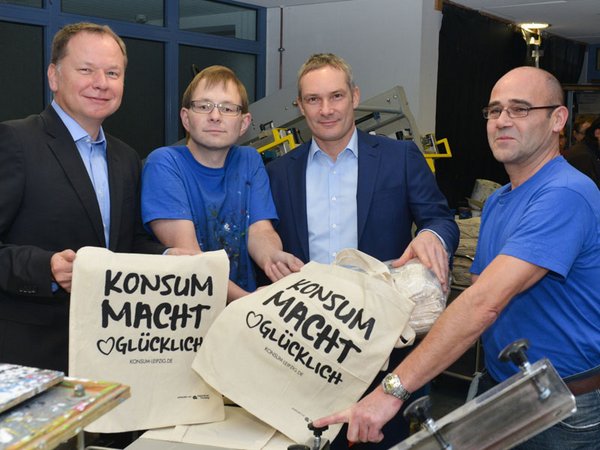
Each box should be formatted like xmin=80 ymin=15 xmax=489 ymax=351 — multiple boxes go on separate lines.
xmin=181 ymin=65 xmax=249 ymax=113
xmin=51 ymin=22 xmax=127 ymax=68
xmin=297 ymin=53 xmax=354 ymax=97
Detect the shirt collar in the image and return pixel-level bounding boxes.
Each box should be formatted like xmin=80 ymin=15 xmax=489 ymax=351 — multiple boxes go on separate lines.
xmin=308 ymin=127 xmax=358 ymax=163
xmin=51 ymin=100 xmax=106 ymax=144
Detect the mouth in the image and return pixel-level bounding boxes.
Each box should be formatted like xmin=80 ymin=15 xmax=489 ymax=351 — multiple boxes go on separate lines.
xmin=318 ymin=119 xmax=338 ymax=127
xmin=86 ymin=96 xmax=112 ymax=103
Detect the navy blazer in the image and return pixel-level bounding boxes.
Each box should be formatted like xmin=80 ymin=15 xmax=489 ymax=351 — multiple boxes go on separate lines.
xmin=0 ymin=106 xmax=164 ymax=372
xmin=267 ymin=130 xmax=459 ymax=263
xmin=267 ymin=130 xmax=459 ymax=449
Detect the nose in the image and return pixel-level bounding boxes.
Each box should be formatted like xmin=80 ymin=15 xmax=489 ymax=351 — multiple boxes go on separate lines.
xmin=495 ymin=108 xmax=513 ymax=127
xmin=320 ymin=98 xmax=334 ymax=115
xmin=207 ymin=106 xmax=222 ymax=120
xmin=92 ymin=70 xmax=108 ymax=89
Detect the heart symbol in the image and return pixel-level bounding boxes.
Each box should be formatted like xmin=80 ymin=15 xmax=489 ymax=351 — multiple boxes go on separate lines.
xmin=97 ymin=337 xmax=115 ymax=355
xmin=246 ymin=311 xmax=263 ymax=329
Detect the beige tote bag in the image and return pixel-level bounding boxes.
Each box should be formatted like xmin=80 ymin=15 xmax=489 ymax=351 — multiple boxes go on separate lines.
xmin=193 ymin=249 xmax=415 ymax=445
xmin=69 ymin=247 xmax=229 ymax=432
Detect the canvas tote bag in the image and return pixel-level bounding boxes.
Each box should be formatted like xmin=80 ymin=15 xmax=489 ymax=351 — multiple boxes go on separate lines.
xmin=193 ymin=248 xmax=415 ymax=445
xmin=69 ymin=247 xmax=229 ymax=432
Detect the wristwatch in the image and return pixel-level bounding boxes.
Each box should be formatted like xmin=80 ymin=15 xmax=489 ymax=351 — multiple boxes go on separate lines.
xmin=382 ymin=373 xmax=411 ymax=401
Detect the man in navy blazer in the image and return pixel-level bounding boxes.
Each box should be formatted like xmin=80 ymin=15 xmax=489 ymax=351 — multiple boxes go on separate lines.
xmin=0 ymin=23 xmax=171 ymax=374
xmin=268 ymin=130 xmax=458 ymax=271
xmin=267 ymin=54 xmax=459 ymax=449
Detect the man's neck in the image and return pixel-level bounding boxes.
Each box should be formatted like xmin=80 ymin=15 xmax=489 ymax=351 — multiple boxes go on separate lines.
xmin=508 ymin=148 xmax=559 ymax=189
xmin=187 ymin=142 xmax=230 ymax=168
xmin=313 ymin=130 xmax=355 ymax=161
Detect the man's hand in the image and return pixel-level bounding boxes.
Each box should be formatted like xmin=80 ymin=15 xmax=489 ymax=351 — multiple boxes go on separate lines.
xmin=50 ymin=249 xmax=77 ymax=293
xmin=393 ymin=231 xmax=449 ymax=291
xmin=312 ymin=389 xmax=403 ymax=444
xmin=263 ymin=250 xmax=304 ymax=282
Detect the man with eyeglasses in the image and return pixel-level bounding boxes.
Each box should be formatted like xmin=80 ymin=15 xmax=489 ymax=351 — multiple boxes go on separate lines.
xmin=141 ymin=65 xmax=303 ymax=303
xmin=314 ymin=66 xmax=600 ymax=449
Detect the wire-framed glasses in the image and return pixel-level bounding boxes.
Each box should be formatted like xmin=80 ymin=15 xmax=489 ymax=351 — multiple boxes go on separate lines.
xmin=189 ymin=101 xmax=243 ymax=116
xmin=482 ymin=105 xmax=560 ymax=120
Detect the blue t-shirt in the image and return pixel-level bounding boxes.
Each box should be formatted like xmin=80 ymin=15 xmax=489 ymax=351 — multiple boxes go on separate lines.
xmin=471 ymin=157 xmax=600 ymax=382
xmin=141 ymin=145 xmax=277 ymax=292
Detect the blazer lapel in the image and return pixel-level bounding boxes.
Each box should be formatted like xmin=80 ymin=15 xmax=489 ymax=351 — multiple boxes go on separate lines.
xmin=356 ymin=131 xmax=381 ymax=243
xmin=42 ymin=107 xmax=106 ymax=247
xmin=287 ymin=145 xmax=310 ymax=261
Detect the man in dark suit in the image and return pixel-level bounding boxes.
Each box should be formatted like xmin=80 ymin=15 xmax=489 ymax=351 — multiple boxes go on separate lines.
xmin=267 ymin=53 xmax=459 ymax=449
xmin=0 ymin=23 xmax=177 ymax=374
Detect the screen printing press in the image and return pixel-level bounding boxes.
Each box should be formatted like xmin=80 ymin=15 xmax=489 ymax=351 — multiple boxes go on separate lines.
xmin=125 ymin=339 xmax=574 ymax=450
xmin=0 ymin=364 xmax=129 ymax=449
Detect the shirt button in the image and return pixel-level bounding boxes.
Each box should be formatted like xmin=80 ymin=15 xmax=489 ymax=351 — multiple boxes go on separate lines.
xmin=332 ymin=224 xmax=337 ymax=229
xmin=332 ymin=196 xmax=336 ymax=201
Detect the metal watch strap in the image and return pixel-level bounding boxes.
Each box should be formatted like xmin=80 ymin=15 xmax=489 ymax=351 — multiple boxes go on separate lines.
xmin=382 ymin=373 xmax=411 ymax=401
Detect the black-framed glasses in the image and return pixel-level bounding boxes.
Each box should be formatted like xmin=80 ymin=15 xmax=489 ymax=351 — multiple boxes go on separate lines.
xmin=189 ymin=100 xmax=243 ymax=116
xmin=482 ymin=105 xmax=560 ymax=120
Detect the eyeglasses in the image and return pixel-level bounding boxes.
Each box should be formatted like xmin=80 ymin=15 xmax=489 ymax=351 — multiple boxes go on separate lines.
xmin=482 ymin=105 xmax=560 ymax=120
xmin=189 ymin=101 xmax=243 ymax=116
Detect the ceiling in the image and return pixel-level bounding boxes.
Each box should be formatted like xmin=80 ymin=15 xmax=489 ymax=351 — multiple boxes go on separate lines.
xmin=449 ymin=0 xmax=600 ymax=44
xmin=244 ymin=0 xmax=600 ymax=45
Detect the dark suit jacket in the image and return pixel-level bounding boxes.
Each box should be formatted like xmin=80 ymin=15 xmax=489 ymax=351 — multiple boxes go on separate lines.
xmin=267 ymin=130 xmax=459 ymax=449
xmin=0 ymin=106 xmax=164 ymax=372
xmin=267 ymin=130 xmax=459 ymax=263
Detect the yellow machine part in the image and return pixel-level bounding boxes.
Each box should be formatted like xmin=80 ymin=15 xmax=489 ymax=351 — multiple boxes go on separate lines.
xmin=424 ymin=138 xmax=452 ymax=173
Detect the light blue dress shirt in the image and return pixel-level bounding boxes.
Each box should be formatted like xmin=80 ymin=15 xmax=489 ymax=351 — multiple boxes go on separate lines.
xmin=306 ymin=129 xmax=359 ymax=263
xmin=52 ymin=101 xmax=111 ymax=247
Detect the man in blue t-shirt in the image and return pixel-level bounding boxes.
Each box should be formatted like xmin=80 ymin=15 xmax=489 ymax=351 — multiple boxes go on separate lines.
xmin=314 ymin=67 xmax=600 ymax=449
xmin=142 ymin=66 xmax=303 ymax=302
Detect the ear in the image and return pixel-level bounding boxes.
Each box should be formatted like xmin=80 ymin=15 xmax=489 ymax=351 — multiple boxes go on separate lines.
xmin=239 ymin=112 xmax=252 ymax=137
xmin=551 ymin=106 xmax=568 ymax=132
xmin=297 ymin=97 xmax=306 ymax=117
xmin=352 ymin=86 xmax=360 ymax=109
xmin=180 ymin=108 xmax=191 ymax=133
xmin=48 ymin=64 xmax=58 ymax=93
xmin=595 ymin=128 xmax=600 ymax=140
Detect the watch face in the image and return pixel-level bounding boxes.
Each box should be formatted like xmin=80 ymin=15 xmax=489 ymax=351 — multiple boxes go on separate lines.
xmin=382 ymin=373 xmax=409 ymax=400
xmin=383 ymin=374 xmax=398 ymax=393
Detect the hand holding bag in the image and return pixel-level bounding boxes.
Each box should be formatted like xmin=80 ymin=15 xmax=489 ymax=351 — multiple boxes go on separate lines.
xmin=193 ymin=249 xmax=415 ymax=445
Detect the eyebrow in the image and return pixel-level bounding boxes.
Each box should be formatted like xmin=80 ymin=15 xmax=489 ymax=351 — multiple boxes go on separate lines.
xmin=303 ymin=89 xmax=345 ymax=98
xmin=487 ymin=99 xmax=533 ymax=107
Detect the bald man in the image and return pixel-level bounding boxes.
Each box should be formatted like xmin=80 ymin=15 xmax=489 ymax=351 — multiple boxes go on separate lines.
xmin=314 ymin=66 xmax=600 ymax=449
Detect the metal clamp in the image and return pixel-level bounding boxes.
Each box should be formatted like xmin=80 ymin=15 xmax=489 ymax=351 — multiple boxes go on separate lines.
xmin=499 ymin=338 xmax=551 ymax=400
xmin=404 ymin=396 xmax=452 ymax=450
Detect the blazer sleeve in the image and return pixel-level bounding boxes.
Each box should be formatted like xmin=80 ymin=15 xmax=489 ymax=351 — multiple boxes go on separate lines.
xmin=0 ymin=122 xmax=55 ymax=297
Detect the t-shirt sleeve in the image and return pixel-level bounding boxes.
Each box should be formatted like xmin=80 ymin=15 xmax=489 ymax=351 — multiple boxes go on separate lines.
xmin=247 ymin=150 xmax=278 ymax=226
xmin=141 ymin=148 xmax=193 ymax=230
xmin=475 ymin=187 xmax=594 ymax=279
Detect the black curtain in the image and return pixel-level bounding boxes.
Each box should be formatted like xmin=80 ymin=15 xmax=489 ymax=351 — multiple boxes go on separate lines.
xmin=435 ymin=3 xmax=586 ymax=209
xmin=539 ymin=36 xmax=586 ymax=83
